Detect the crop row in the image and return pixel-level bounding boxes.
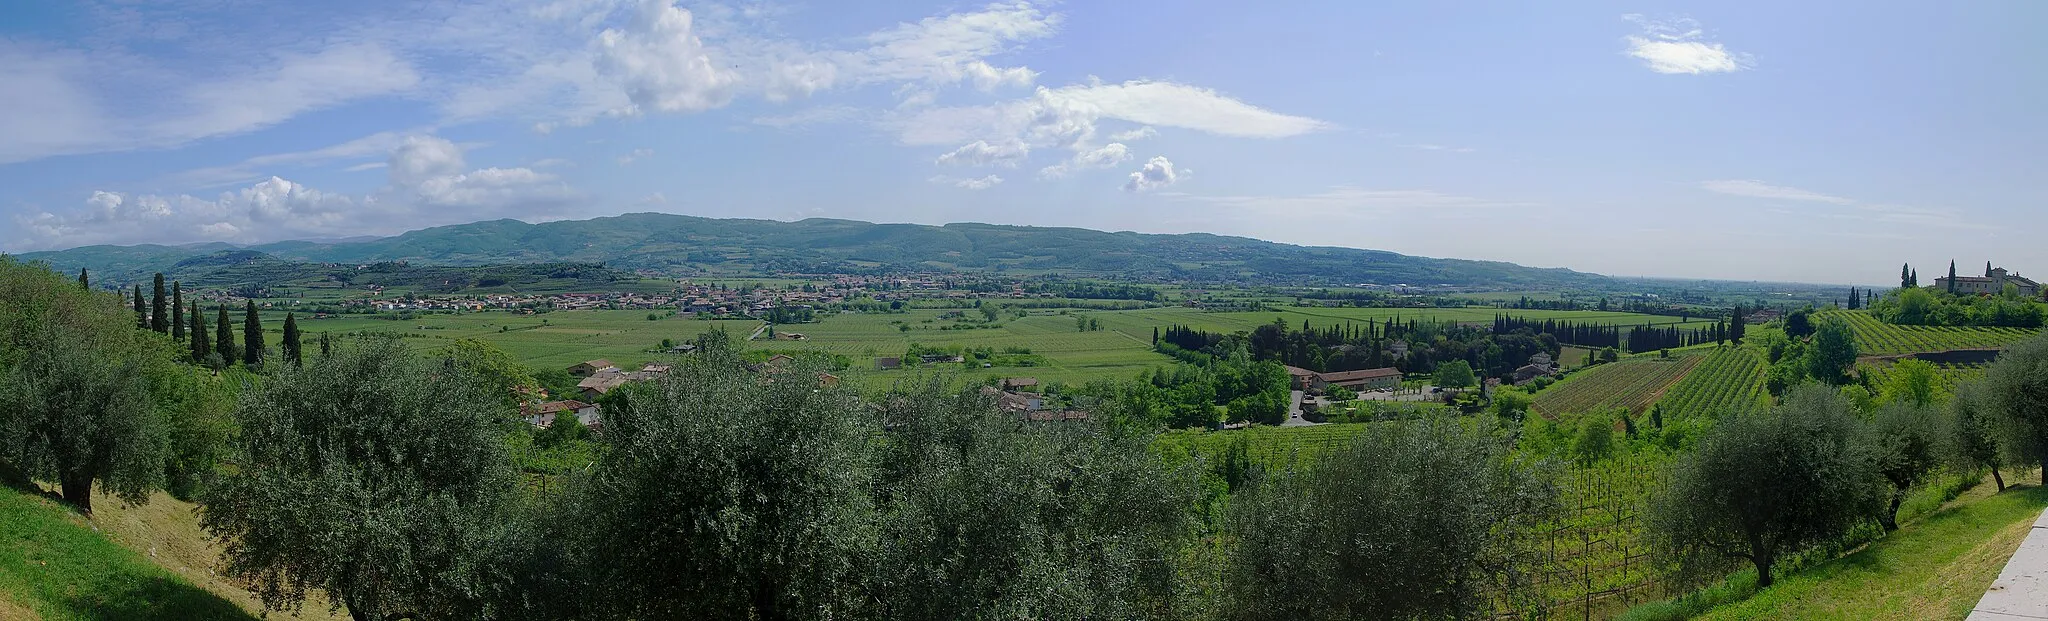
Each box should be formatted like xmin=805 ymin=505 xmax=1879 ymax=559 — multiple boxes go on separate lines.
xmin=1654 ymin=346 xmax=1768 ymax=419
xmin=1532 ymin=355 xmax=1702 ymax=419
xmin=1823 ymin=310 xmax=2040 ymax=356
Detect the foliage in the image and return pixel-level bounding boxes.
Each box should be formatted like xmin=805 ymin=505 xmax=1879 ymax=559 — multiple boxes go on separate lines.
xmin=242 ymin=300 xmax=264 ymax=368
xmin=1985 ymin=334 xmax=2048 ymax=474
xmin=1435 ymin=359 xmax=1476 ymax=388
xmin=0 ymin=258 xmax=170 ymax=513
xmin=1647 ymin=385 xmax=1885 ymax=588
xmin=1572 ymin=414 xmax=1616 ymax=465
xmin=1805 ymin=316 xmax=1859 ymax=385
xmin=443 ymin=338 xmax=540 ymax=406
xmin=1874 ymin=358 xmax=1945 ymax=408
xmin=1942 ymin=381 xmax=2005 ymax=490
xmin=1864 ymin=402 xmax=1939 ymax=530
xmin=1221 ymin=415 xmax=1559 ymax=620
xmin=201 ymin=336 xmax=520 ymax=621
xmin=1870 ymin=286 xmax=2045 ymax=328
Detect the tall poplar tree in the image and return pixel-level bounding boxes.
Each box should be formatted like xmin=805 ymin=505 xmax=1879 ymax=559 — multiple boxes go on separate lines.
xmin=243 ymin=301 xmax=264 ymax=367
xmin=217 ymin=306 xmax=238 ymax=366
xmin=171 ymin=282 xmax=185 ymax=341
xmin=190 ymin=302 xmax=210 ymax=363
xmin=282 ymin=312 xmax=302 ymax=367
xmin=150 ymin=273 xmax=168 ymax=334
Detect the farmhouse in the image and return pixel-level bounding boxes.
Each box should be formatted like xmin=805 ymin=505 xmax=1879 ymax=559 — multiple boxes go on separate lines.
xmin=1001 ymin=377 xmax=1039 ymax=392
xmin=521 ymin=400 xmax=600 ymax=430
xmin=567 ymin=359 xmax=618 ymax=378
xmin=1312 ymin=367 xmax=1404 ymax=392
xmin=1936 ymin=264 xmax=2041 ymax=297
xmin=1283 ymin=365 xmax=1319 ymax=390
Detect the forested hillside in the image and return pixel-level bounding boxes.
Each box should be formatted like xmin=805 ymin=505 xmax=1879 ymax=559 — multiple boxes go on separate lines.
xmin=20 ymin=213 xmax=1611 ymax=287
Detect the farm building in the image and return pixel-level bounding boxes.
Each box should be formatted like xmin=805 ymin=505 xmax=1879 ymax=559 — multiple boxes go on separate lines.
xmin=1001 ymin=377 xmax=1040 ymax=392
xmin=521 ymin=400 xmax=600 ymax=430
xmin=1936 ymin=264 xmax=2041 ymax=297
xmin=567 ymin=359 xmax=618 ymax=378
xmin=1283 ymin=365 xmax=1319 ymax=390
xmin=1312 ymin=367 xmax=1404 ymax=392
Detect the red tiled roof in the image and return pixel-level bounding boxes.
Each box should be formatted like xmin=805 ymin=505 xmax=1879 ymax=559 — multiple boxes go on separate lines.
xmin=1317 ymin=368 xmax=1403 ymax=382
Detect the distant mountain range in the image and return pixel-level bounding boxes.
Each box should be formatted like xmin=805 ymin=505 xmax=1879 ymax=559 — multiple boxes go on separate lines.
xmin=14 ymin=213 xmax=1611 ymax=289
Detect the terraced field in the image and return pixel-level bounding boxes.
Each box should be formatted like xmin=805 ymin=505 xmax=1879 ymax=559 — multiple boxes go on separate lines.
xmin=1654 ymin=346 xmax=1769 ymax=419
xmin=1821 ymin=310 xmax=2042 ymax=356
xmin=1532 ymin=355 xmax=1702 ymax=419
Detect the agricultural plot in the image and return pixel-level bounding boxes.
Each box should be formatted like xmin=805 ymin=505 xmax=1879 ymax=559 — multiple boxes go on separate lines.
xmin=1153 ymin=424 xmax=1372 ymax=468
xmin=1532 ymin=355 xmax=1702 ymax=419
xmin=1653 ymin=346 xmax=1769 ymax=419
xmin=1822 ymin=310 xmax=2041 ymax=356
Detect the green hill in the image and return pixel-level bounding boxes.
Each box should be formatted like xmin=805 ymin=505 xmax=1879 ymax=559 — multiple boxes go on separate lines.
xmin=18 ymin=213 xmax=1612 ymax=288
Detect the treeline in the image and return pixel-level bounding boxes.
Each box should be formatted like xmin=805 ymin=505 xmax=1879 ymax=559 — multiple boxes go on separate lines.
xmin=1870 ymin=286 xmax=2045 ymax=328
xmin=1492 ymin=314 xmax=1726 ymax=354
xmin=1161 ymin=317 xmax=1557 ymax=380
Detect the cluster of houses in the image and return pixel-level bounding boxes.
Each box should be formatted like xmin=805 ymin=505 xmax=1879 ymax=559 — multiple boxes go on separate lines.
xmin=978 ymin=377 xmax=1091 ymax=422
xmin=519 ymin=358 xmax=670 ymax=432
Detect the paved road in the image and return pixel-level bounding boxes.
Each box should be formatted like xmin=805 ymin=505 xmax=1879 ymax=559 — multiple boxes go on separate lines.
xmin=1281 ymin=390 xmax=1321 ymax=427
xmin=1970 ymin=507 xmax=2048 ymax=620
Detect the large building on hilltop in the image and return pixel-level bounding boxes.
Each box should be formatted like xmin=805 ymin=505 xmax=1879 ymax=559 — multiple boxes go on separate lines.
xmin=1935 ymin=263 xmax=2040 ymax=297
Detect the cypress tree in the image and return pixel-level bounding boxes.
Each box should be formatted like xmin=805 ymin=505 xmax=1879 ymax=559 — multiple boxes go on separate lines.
xmin=1988 ymin=261 xmax=1995 ymax=278
xmin=282 ymin=312 xmax=302 ymax=367
xmin=243 ymin=300 xmax=264 ymax=367
xmin=171 ymin=282 xmax=185 ymax=341
xmin=134 ymin=285 xmax=147 ymax=328
xmin=1901 ymin=263 xmax=1911 ymax=289
xmin=320 ymin=331 xmax=332 ymax=358
xmin=217 ymin=306 xmax=238 ymax=366
xmin=78 ymin=268 xmax=88 ymax=290
xmin=190 ymin=302 xmax=210 ymax=363
xmin=151 ymin=273 xmax=168 ymax=333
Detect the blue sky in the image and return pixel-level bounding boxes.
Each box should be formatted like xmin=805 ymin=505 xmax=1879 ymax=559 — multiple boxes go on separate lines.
xmin=2 ymin=1 xmax=2042 ymax=284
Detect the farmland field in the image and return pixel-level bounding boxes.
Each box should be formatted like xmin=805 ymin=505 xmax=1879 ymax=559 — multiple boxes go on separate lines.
xmin=1820 ymin=310 xmax=2042 ymax=356
xmin=273 ymin=304 xmax=1708 ymax=390
xmin=1532 ymin=355 xmax=1702 ymax=419
xmin=1654 ymin=346 xmax=1769 ymax=419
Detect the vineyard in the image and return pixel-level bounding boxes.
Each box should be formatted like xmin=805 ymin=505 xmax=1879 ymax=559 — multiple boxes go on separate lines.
xmin=1822 ymin=310 xmax=2041 ymax=356
xmin=1509 ymin=453 xmax=1672 ymax=619
xmin=1532 ymin=355 xmax=1702 ymax=419
xmin=1154 ymin=423 xmax=1370 ymax=467
xmin=1654 ymin=346 xmax=1769 ymax=419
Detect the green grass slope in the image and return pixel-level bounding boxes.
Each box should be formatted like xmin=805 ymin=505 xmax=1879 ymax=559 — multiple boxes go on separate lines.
xmin=0 ymin=488 xmax=252 ymax=621
xmin=1686 ymin=481 xmax=2046 ymax=621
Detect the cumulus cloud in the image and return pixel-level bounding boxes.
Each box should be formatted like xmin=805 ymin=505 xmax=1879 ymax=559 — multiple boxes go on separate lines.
xmin=8 ymin=135 xmax=573 ymax=250
xmin=935 ymin=140 xmax=1028 ymax=167
xmin=1622 ymin=15 xmax=1752 ymax=74
xmin=1121 ymin=156 xmax=1181 ymax=192
xmin=595 ymin=0 xmax=741 ymax=115
xmin=1038 ymin=142 xmax=1131 ymax=178
xmin=930 ymin=174 xmax=1004 ymax=190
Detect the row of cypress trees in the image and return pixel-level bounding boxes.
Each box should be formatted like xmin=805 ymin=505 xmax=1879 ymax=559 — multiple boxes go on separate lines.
xmin=93 ymin=268 xmax=308 ymax=368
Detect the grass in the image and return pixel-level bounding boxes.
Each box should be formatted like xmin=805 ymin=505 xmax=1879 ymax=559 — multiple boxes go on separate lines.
xmin=1623 ymin=471 xmax=2046 ymax=621
xmin=0 ymin=487 xmax=252 ymax=621
xmin=0 ymin=483 xmax=346 ymax=621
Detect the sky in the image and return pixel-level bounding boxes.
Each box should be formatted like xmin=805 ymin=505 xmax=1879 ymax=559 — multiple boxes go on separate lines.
xmin=1 ymin=1 xmax=2043 ymax=285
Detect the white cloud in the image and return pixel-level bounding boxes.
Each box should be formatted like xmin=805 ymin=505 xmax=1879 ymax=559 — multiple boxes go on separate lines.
xmin=0 ymin=41 xmax=420 ymax=164
xmin=930 ymin=174 xmax=1004 ymax=190
xmin=1122 ymin=156 xmax=1181 ymax=192
xmin=896 ymin=80 xmax=1327 ymax=150
xmin=935 ymin=140 xmax=1029 ymax=167
xmin=617 ymin=148 xmax=654 ymax=165
xmin=343 ymin=162 xmax=388 ymax=172
xmin=1108 ymin=126 xmax=1156 ymax=142
xmin=1038 ymin=142 xmax=1131 ymax=178
xmin=9 ymin=134 xmax=573 ymax=250
xmin=1622 ymin=15 xmax=1752 ymax=74
xmin=1698 ymin=179 xmax=1854 ymax=204
xmin=596 ymin=0 xmax=741 ymax=115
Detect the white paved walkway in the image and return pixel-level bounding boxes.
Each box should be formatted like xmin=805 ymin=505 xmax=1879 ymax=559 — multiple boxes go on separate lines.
xmin=1970 ymin=507 xmax=2048 ymax=620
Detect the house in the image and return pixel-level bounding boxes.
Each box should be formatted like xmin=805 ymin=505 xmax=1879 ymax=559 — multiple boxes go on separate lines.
xmin=1746 ymin=308 xmax=1784 ymax=325
xmin=640 ymin=363 xmax=671 ymax=375
xmin=1312 ymin=367 xmax=1404 ymax=392
xmin=521 ymin=400 xmax=599 ymax=429
xmin=577 ymin=369 xmax=655 ymax=401
xmin=1936 ymin=264 xmax=2042 ymax=297
xmin=875 ymin=357 xmax=902 ymax=370
xmin=818 ymin=373 xmax=840 ymax=388
xmin=1283 ymin=365 xmax=1319 ymax=390
xmin=1001 ymin=377 xmax=1039 ymax=392
xmin=567 ymin=359 xmax=618 ymax=378
xmin=1512 ymin=353 xmax=1560 ymax=385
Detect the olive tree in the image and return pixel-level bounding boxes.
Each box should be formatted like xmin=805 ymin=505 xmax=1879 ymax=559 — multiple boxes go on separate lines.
xmin=1985 ymin=335 xmax=2048 ymax=475
xmin=569 ymin=350 xmax=876 ymax=621
xmin=868 ymin=379 xmax=1199 ymax=621
xmin=202 ymin=336 xmax=520 ymax=621
xmin=1222 ymin=414 xmax=1559 ymax=620
xmin=0 ymin=258 xmax=168 ymax=514
xmin=1648 ymin=385 xmax=1884 ymax=588
xmin=1865 ymin=402 xmax=1939 ymax=530
xmin=1943 ymin=381 xmax=2005 ymax=491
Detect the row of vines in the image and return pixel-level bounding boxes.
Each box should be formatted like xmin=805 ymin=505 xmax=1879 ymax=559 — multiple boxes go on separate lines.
xmin=1823 ymin=310 xmax=2040 ymax=356
xmin=1532 ymin=356 xmax=1701 ymax=419
xmin=1653 ymin=346 xmax=1768 ymax=419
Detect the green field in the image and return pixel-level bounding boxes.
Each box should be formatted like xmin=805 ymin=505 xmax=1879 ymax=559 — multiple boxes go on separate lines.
xmin=1533 ymin=354 xmax=1703 ymax=419
xmin=277 ymin=305 xmax=1708 ymax=389
xmin=0 ymin=488 xmax=255 ymax=620
xmin=1655 ymin=346 xmax=1770 ymax=419
xmin=1820 ymin=310 xmax=2042 ymax=356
